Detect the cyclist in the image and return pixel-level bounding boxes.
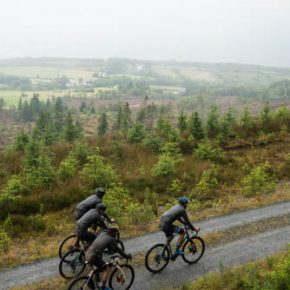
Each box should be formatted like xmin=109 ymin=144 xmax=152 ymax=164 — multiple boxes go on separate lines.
xmin=85 ymin=225 xmax=132 ymax=290
xmin=160 ymin=196 xmax=199 ymax=259
xmin=75 ymin=203 xmax=110 ymax=245
xmin=74 ymin=188 xmax=107 ymax=221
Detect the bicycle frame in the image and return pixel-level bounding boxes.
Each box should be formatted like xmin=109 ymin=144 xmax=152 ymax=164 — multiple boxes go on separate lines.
xmin=161 ymin=226 xmax=197 ymax=258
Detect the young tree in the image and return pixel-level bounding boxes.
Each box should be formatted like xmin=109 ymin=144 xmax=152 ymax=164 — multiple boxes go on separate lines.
xmin=178 ymin=110 xmax=187 ymax=133
xmin=188 ymin=112 xmax=204 ymax=140
xmin=128 ymin=123 xmax=145 ymax=143
xmin=206 ymin=105 xmax=220 ymax=139
xmin=98 ymin=112 xmax=108 ymax=136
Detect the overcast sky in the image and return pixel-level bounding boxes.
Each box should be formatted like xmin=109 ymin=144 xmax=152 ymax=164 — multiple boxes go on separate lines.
xmin=1 ymin=0 xmax=290 ymax=67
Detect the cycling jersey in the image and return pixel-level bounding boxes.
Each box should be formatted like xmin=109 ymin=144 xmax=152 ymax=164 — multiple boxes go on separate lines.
xmin=160 ymin=204 xmax=194 ymax=230
xmin=85 ymin=232 xmax=129 ymax=267
xmin=76 ymin=208 xmax=107 ymax=234
xmin=75 ymin=193 xmax=102 ymax=220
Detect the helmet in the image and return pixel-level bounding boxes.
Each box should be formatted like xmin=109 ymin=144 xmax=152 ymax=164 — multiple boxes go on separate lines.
xmin=178 ymin=196 xmax=190 ymax=205
xmin=107 ymin=224 xmax=119 ymax=236
xmin=95 ymin=188 xmax=106 ymax=197
xmin=96 ymin=203 xmax=107 ymax=212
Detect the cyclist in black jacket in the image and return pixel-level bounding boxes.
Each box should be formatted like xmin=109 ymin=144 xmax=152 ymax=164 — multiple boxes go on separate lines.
xmin=85 ymin=225 xmax=132 ymax=290
xmin=75 ymin=203 xmax=110 ymax=244
xmin=160 ymin=197 xmax=199 ymax=259
xmin=74 ymin=188 xmax=107 ymax=221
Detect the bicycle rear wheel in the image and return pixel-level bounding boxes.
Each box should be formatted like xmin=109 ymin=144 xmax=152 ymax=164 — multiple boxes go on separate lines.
xmin=68 ymin=276 xmax=95 ymax=290
xmin=182 ymin=236 xmax=205 ymax=264
xmin=145 ymin=243 xmax=170 ymax=273
xmin=59 ymin=249 xmax=86 ymax=279
xmin=109 ymin=264 xmax=135 ymax=290
xmin=59 ymin=234 xmax=86 ymax=259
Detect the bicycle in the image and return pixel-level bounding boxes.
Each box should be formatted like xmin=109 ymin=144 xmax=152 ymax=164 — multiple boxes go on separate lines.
xmin=68 ymin=255 xmax=135 ymax=290
xmin=59 ymin=230 xmax=125 ymax=279
xmin=59 ymin=223 xmax=123 ymax=259
xmin=145 ymin=225 xmax=205 ymax=273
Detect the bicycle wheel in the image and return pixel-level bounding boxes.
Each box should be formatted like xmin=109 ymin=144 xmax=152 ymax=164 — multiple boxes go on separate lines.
xmin=145 ymin=243 xmax=170 ymax=273
xmin=182 ymin=236 xmax=205 ymax=264
xmin=109 ymin=264 xmax=135 ymax=290
xmin=59 ymin=234 xmax=86 ymax=259
xmin=59 ymin=249 xmax=86 ymax=279
xmin=68 ymin=276 xmax=95 ymax=290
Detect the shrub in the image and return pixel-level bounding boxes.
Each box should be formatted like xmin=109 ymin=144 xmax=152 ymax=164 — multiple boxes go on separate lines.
xmin=241 ymin=162 xmax=276 ymax=197
xmin=58 ymin=154 xmax=78 ymax=181
xmin=151 ymin=142 xmax=183 ymax=177
xmin=0 ymin=229 xmax=11 ymax=251
xmin=195 ymin=166 xmax=219 ymax=200
xmin=151 ymin=154 xmax=178 ymax=177
xmin=0 ymin=175 xmax=24 ymax=202
xmin=168 ymin=179 xmax=183 ymax=195
xmin=126 ymin=202 xmax=155 ymax=224
xmin=80 ymin=147 xmax=118 ymax=188
xmin=194 ymin=140 xmax=224 ymax=162
xmin=28 ymin=214 xmax=46 ymax=232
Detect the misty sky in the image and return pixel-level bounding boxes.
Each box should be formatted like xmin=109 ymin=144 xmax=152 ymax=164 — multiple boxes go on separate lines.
xmin=1 ymin=0 xmax=290 ymax=67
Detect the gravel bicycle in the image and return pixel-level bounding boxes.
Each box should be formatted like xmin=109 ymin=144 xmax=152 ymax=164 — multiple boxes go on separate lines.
xmin=59 ymin=221 xmax=122 ymax=259
xmin=68 ymin=255 xmax=135 ymax=290
xmin=145 ymin=225 xmax=205 ymax=273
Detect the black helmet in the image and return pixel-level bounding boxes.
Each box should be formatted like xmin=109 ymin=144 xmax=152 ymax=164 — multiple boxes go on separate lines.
xmin=95 ymin=188 xmax=106 ymax=197
xmin=96 ymin=203 xmax=107 ymax=212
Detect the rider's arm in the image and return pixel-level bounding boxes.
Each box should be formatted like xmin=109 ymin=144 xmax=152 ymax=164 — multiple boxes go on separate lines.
xmin=110 ymin=241 xmax=131 ymax=259
xmin=103 ymin=213 xmax=111 ymax=223
xmin=182 ymin=212 xmax=195 ymax=231
xmin=96 ymin=218 xmax=108 ymax=230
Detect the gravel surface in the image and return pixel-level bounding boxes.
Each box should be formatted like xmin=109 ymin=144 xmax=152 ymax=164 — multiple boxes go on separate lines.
xmin=1 ymin=200 xmax=290 ymax=290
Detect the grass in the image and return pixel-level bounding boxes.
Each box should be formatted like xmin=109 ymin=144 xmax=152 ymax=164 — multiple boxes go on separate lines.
xmin=0 ymin=66 xmax=94 ymax=80
xmin=164 ymin=246 xmax=290 ymax=290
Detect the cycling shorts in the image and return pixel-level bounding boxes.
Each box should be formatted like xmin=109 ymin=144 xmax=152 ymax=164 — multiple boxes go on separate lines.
xmin=160 ymin=223 xmax=184 ymax=237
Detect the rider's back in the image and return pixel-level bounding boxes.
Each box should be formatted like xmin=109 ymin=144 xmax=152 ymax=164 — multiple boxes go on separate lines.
xmin=76 ymin=208 xmax=104 ymax=232
xmin=160 ymin=204 xmax=186 ymax=224
xmin=76 ymin=194 xmax=102 ymax=217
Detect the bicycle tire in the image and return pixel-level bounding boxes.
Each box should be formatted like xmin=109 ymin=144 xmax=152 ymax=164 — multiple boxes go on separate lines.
xmin=145 ymin=243 xmax=170 ymax=273
xmin=58 ymin=234 xmax=86 ymax=259
xmin=59 ymin=249 xmax=86 ymax=279
xmin=68 ymin=276 xmax=95 ymax=290
xmin=109 ymin=264 xmax=135 ymax=290
xmin=181 ymin=236 xmax=205 ymax=264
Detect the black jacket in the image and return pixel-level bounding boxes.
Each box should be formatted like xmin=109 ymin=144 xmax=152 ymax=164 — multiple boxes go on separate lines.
xmin=76 ymin=208 xmax=107 ymax=234
xmin=85 ymin=232 xmax=128 ymax=261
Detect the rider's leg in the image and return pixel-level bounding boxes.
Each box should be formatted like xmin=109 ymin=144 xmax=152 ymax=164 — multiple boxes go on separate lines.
xmin=175 ymin=232 xmax=185 ymax=250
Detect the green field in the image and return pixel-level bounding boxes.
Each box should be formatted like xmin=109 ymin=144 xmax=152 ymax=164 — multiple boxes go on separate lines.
xmin=0 ymin=66 xmax=94 ymax=80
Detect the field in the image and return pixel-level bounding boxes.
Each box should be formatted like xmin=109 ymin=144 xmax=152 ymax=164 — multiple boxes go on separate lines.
xmin=0 ymin=66 xmax=94 ymax=80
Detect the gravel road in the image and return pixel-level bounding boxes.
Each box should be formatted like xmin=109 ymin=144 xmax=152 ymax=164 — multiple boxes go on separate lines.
xmin=1 ymin=200 xmax=290 ymax=290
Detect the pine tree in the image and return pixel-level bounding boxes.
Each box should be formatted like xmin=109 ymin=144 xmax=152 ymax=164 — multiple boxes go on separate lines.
xmin=207 ymin=105 xmax=220 ymax=138
xmin=178 ymin=110 xmax=187 ymax=133
xmin=98 ymin=112 xmax=108 ymax=136
xmin=64 ymin=112 xmax=77 ymax=142
xmin=189 ymin=112 xmax=204 ymax=140
xmin=128 ymin=123 xmax=145 ymax=143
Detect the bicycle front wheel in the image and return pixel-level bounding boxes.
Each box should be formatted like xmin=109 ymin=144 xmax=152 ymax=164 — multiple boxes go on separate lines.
xmin=145 ymin=243 xmax=170 ymax=273
xmin=109 ymin=264 xmax=135 ymax=290
xmin=182 ymin=236 xmax=205 ymax=264
xmin=59 ymin=234 xmax=86 ymax=259
xmin=68 ymin=276 xmax=95 ymax=290
xmin=59 ymin=249 xmax=86 ymax=279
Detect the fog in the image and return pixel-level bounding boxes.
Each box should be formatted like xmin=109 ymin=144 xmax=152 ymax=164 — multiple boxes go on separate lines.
xmin=1 ymin=0 xmax=290 ymax=67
